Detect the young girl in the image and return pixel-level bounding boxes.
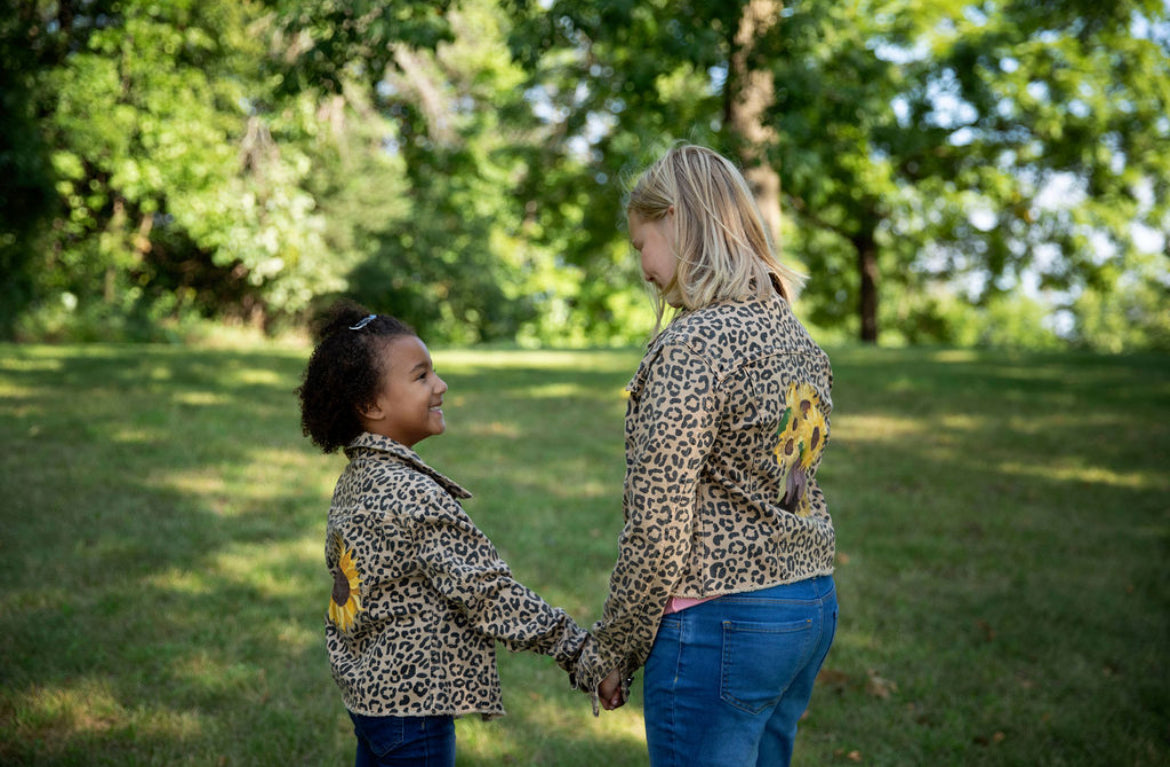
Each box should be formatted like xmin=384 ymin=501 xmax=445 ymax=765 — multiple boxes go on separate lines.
xmin=574 ymin=144 xmax=839 ymax=767
xmin=298 ymin=302 xmax=587 ymax=767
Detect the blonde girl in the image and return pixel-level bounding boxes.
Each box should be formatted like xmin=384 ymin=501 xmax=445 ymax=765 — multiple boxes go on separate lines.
xmin=574 ymin=144 xmax=838 ymax=767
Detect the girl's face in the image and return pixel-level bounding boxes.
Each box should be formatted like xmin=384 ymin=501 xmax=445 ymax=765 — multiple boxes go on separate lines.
xmin=362 ymin=335 xmax=448 ymax=447
xmin=629 ymin=210 xmax=680 ymax=305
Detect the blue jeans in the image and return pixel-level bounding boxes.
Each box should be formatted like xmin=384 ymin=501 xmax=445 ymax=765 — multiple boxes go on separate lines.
xmin=348 ymin=712 xmax=455 ymax=767
xmin=643 ymin=575 xmax=838 ymax=767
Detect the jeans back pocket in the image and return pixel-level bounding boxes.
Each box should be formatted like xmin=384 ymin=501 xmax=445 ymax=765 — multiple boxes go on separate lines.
xmin=720 ymin=618 xmax=816 ymax=714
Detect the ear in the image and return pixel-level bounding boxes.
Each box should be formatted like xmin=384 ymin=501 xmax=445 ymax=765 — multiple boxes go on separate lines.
xmin=357 ymin=399 xmax=386 ymax=423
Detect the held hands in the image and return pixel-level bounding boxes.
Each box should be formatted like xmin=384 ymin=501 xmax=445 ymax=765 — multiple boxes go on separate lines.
xmin=598 ymin=669 xmax=626 ymax=711
xmin=569 ymin=635 xmax=628 ymax=713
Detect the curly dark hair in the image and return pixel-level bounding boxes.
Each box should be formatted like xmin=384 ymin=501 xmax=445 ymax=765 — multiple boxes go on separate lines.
xmin=296 ymin=300 xmax=416 ymax=453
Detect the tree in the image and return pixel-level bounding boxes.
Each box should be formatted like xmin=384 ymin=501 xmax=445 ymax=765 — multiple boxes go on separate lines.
xmin=502 ymin=0 xmax=921 ymax=342
xmin=0 ymin=0 xmax=81 ymax=334
xmin=7 ymin=0 xmax=1165 ymax=347
xmin=261 ymin=0 xmax=455 ymax=95
xmin=912 ymin=0 xmax=1170 ymax=345
xmin=285 ymin=0 xmax=656 ymax=344
xmin=0 ymin=0 xmax=477 ymax=339
xmin=1 ymin=1 xmax=341 ymax=336
xmin=505 ymin=0 xmax=1170 ymax=345
xmin=726 ymin=0 xmax=783 ymax=244
xmin=325 ymin=0 xmax=610 ymax=344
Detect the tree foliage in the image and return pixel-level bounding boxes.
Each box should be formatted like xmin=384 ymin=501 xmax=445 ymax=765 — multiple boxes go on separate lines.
xmin=504 ymin=0 xmax=1170 ymax=347
xmin=894 ymin=0 xmax=1170 ymax=345
xmin=2 ymin=0 xmax=1167 ymax=350
xmin=1 ymin=0 xmax=459 ymax=339
xmin=1 ymin=0 xmax=73 ymax=334
xmin=3 ymin=1 xmax=328 ymax=337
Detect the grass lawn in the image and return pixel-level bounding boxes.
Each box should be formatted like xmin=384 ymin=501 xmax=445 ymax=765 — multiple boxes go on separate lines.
xmin=0 ymin=341 xmax=1166 ymax=766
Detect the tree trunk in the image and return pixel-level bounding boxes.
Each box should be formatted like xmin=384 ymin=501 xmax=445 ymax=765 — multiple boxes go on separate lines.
xmin=725 ymin=0 xmax=782 ymax=247
xmin=854 ymin=229 xmax=879 ymax=343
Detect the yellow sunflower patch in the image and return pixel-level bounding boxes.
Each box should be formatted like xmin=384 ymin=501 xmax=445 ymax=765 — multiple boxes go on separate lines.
xmin=775 ymin=381 xmax=828 ymax=516
xmin=329 ymin=535 xmax=363 ymax=633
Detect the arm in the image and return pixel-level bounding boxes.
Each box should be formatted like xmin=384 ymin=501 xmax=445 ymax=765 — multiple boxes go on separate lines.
xmin=411 ymin=490 xmax=587 ymax=671
xmin=576 ymin=339 xmax=720 ymax=691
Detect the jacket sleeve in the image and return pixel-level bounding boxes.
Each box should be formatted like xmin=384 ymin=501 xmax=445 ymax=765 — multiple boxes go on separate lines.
xmin=410 ymin=489 xmax=588 ymax=671
xmin=575 ymin=338 xmax=720 ymax=693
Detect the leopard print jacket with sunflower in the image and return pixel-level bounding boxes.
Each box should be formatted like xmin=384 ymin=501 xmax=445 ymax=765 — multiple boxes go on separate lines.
xmin=324 ymin=433 xmax=587 ymax=719
xmin=573 ymin=293 xmax=836 ymax=698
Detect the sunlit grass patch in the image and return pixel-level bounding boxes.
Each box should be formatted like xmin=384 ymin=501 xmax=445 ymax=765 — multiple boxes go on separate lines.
xmin=455 ymin=676 xmax=649 ymax=767
xmin=172 ymin=390 xmax=230 ymax=406
xmin=434 ymin=348 xmax=642 ymax=373
xmin=148 ymin=446 xmax=336 ymax=511
xmin=521 ymin=381 xmax=598 ymax=398
xmin=928 ymin=349 xmax=983 ymax=364
xmin=0 ymin=381 xmax=46 ymax=399
xmin=0 ymin=354 xmax=65 ymax=373
xmin=15 ymin=679 xmax=128 ymax=736
xmin=204 ymin=537 xmax=321 ymax=604
xmin=830 ymin=413 xmax=927 ymax=442
xmin=463 ymin=419 xmax=523 ymax=438
xmin=168 ymin=651 xmax=266 ymax=699
xmin=9 ymin=677 xmax=207 ymax=752
xmin=227 ymin=366 xmax=287 ymax=386
xmin=143 ymin=567 xmax=215 ymax=596
xmin=996 ymin=459 xmax=1162 ymax=490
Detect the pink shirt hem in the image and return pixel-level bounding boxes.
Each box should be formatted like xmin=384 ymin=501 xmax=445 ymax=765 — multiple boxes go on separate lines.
xmin=664 ymin=595 xmax=720 ymax=614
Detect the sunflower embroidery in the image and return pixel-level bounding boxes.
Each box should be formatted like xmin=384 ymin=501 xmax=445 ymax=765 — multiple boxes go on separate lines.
xmin=775 ymin=381 xmax=827 ymax=516
xmin=328 ymin=534 xmax=362 ymax=632
xmin=798 ymin=404 xmax=828 ymax=471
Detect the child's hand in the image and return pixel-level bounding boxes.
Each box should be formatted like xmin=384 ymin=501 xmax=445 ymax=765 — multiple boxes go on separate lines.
xmin=598 ymin=669 xmax=625 ymax=710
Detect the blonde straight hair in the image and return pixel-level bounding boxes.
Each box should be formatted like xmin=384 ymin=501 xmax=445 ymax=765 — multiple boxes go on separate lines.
xmin=626 ymin=143 xmax=804 ymax=328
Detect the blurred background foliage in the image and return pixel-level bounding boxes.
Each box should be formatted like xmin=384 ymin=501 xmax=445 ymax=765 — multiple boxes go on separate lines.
xmin=1 ymin=0 xmax=1167 ymax=350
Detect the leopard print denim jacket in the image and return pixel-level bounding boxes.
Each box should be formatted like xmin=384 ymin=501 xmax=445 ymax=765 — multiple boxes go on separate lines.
xmin=574 ymin=293 xmax=837 ymax=699
xmin=325 ymin=433 xmax=587 ymax=719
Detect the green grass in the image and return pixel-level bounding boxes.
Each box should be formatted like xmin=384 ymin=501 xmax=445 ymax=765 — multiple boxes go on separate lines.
xmin=0 ymin=342 xmax=1166 ymax=766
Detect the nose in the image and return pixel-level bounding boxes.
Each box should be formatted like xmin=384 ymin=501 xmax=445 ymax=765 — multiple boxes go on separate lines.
xmin=435 ymin=375 xmax=448 ymax=395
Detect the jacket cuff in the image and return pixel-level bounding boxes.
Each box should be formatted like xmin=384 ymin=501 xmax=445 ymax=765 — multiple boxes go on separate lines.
xmin=553 ymin=619 xmax=590 ymax=673
xmin=572 ymin=635 xmax=635 ymax=716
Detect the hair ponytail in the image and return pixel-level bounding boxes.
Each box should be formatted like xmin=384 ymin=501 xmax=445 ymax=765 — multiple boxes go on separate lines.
xmin=297 ymin=301 xmax=416 ymax=453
